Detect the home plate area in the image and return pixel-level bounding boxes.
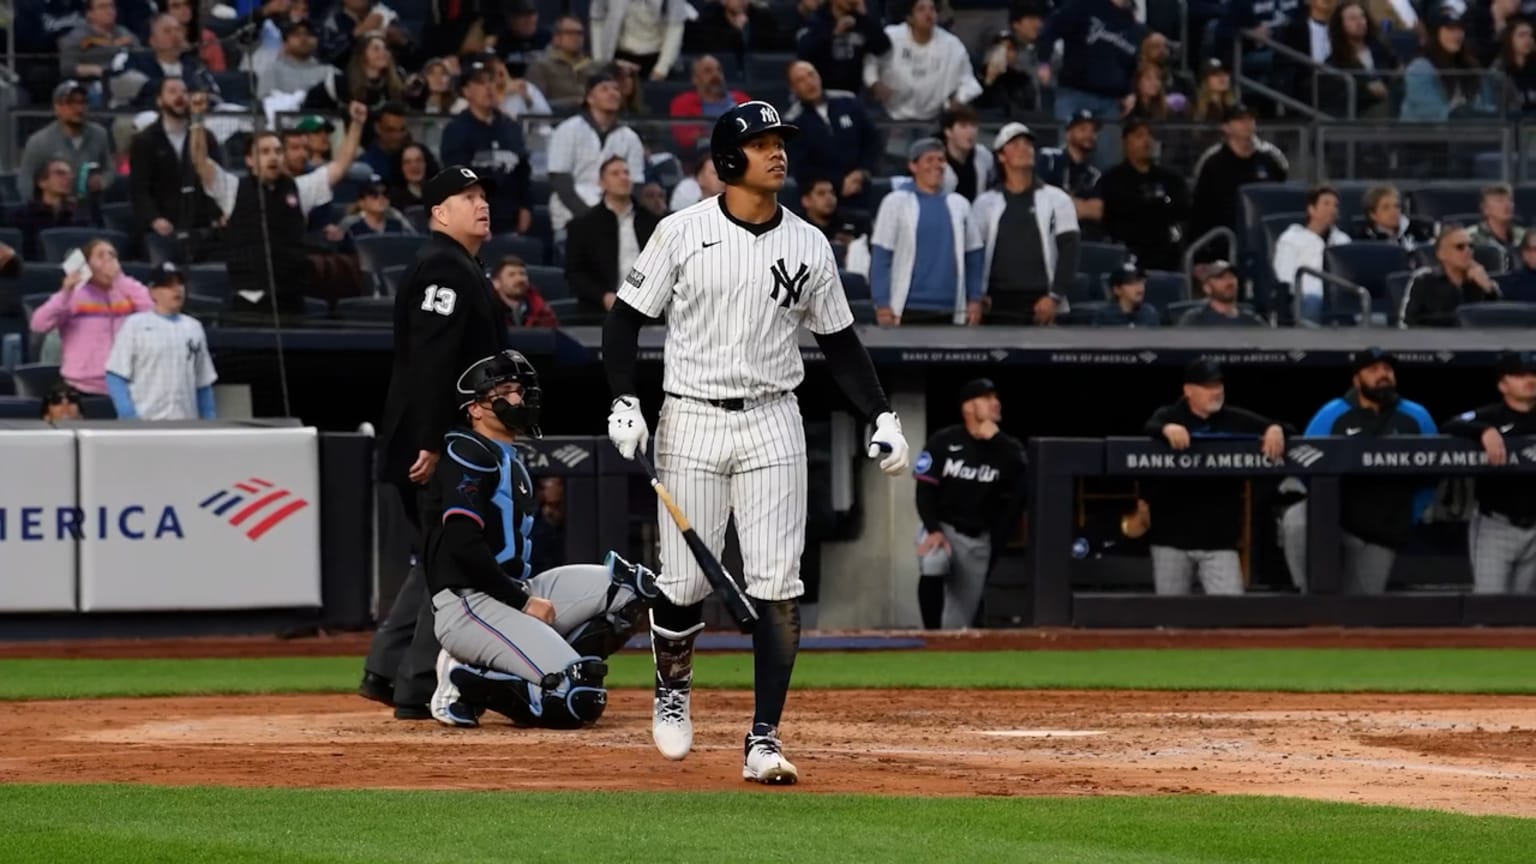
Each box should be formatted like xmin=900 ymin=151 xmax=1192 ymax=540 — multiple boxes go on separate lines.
xmin=3 ymin=689 xmax=1534 ymax=814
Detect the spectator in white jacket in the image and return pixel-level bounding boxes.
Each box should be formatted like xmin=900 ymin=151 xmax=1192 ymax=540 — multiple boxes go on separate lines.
xmin=590 ymin=0 xmax=694 ymax=80
xmin=863 ymin=0 xmax=983 ymax=121
xmin=1272 ymin=184 xmax=1351 ymax=323
xmin=870 ymin=138 xmax=985 ymax=326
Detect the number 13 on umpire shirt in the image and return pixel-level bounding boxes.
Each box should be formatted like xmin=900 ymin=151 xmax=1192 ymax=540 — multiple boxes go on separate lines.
xmin=617 ymin=198 xmax=854 ymax=399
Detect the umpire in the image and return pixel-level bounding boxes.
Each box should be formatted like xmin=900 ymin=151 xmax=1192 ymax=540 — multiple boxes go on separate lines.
xmin=914 ymin=378 xmax=1027 ymax=629
xmin=1443 ymin=351 xmax=1536 ymax=594
xmin=363 ymin=165 xmax=509 ymax=719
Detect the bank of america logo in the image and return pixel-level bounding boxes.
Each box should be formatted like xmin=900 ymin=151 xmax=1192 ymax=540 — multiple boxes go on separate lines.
xmin=1288 ymin=445 xmax=1325 ymax=468
xmin=199 ymin=477 xmax=309 ymax=540
xmin=552 ymin=445 xmax=590 ymax=467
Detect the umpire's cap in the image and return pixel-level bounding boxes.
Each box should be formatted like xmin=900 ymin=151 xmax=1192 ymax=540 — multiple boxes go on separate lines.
xmin=711 ymin=101 xmax=799 ymax=184
xmin=424 ymin=165 xmax=496 ymax=210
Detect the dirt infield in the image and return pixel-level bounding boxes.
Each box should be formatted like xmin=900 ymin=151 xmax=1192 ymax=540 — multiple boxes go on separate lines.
xmin=3 ymin=689 xmax=1534 ymax=816
xmin=6 ymin=627 xmax=1536 ymax=659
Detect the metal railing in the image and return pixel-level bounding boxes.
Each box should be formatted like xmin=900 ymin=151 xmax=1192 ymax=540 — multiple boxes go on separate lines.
xmin=1294 ymin=266 xmax=1373 ymax=326
xmin=1235 ymin=32 xmax=1353 ymax=122
xmin=1181 ymin=226 xmax=1239 ymax=292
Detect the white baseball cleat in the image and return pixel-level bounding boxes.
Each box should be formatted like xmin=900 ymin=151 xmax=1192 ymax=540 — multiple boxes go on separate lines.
xmin=430 ymin=649 xmax=481 ymax=729
xmin=742 ymin=731 xmax=799 ymax=785
xmin=652 ymin=687 xmax=693 ymax=760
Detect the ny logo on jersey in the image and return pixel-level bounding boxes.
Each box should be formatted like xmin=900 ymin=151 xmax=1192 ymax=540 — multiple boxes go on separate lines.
xmin=186 ymin=339 xmax=203 ymax=362
xmin=768 ymin=258 xmax=809 ymax=308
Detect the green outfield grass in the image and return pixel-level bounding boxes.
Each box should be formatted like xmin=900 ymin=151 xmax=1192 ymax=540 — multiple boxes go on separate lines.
xmin=4 ymin=648 xmax=1536 ymax=700
xmin=1 ymin=784 xmax=1529 ymax=864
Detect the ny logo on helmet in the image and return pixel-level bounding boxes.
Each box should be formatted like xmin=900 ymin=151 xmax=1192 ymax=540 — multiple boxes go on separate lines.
xmin=758 ymin=105 xmax=779 ymax=124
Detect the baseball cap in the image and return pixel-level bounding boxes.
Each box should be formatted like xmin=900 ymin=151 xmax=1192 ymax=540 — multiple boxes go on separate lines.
xmin=1066 ymin=108 xmax=1099 ymax=129
xmin=585 ymin=69 xmax=618 ymax=94
xmin=53 ymin=80 xmax=88 ymax=103
xmin=280 ymin=18 xmax=314 ymax=38
xmin=993 ymin=122 xmax=1036 ymax=152
xmin=1350 ymin=347 xmax=1395 ymax=373
xmin=361 ymin=173 xmax=389 ymax=197
xmin=958 ymin=378 xmax=997 ymax=404
xmin=1185 ymin=359 xmax=1224 ymax=386
xmin=1110 ymin=261 xmax=1146 ymax=288
xmin=1203 ymin=259 xmax=1235 ymax=280
xmin=1204 ymin=58 xmax=1228 ymax=76
xmin=149 ymin=261 xmax=185 ymax=287
xmin=295 ymin=115 xmax=333 ymax=133
xmin=1435 ymin=3 xmax=1467 ymax=26
xmin=458 ymin=53 xmax=497 ymax=89
xmin=423 ymin=165 xmax=496 ymax=210
xmin=1010 ymin=0 xmax=1049 ymax=20
xmin=1222 ymin=103 xmax=1256 ymax=122
xmin=908 ymin=137 xmax=945 ymax=161
xmin=1497 ymin=350 xmax=1536 ymax=377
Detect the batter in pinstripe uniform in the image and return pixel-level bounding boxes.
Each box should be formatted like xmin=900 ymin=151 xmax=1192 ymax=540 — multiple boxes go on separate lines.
xmin=1443 ymin=351 xmax=1536 ymax=594
xmin=603 ymin=101 xmax=910 ymax=785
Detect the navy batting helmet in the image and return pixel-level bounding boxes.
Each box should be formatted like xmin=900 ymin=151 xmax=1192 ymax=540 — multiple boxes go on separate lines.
xmin=710 ymin=101 xmax=799 ymax=184
xmin=456 ymin=350 xmax=543 ymax=437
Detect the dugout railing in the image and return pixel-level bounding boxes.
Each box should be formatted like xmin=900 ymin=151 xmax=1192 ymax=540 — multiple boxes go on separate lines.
xmin=1028 ymin=435 xmax=1536 ymax=629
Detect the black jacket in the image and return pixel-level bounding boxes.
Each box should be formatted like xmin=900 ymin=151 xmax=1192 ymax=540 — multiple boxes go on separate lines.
xmin=1189 ymin=142 xmax=1289 ymax=258
xmin=380 ymin=232 xmax=508 ymax=484
xmin=1141 ymin=399 xmax=1290 ymax=550
xmin=914 ymin=424 xmax=1027 ymax=541
xmin=424 ymin=427 xmax=537 ymax=608
xmin=794 ymin=5 xmax=890 ymax=93
xmin=1443 ymin=401 xmax=1536 ymax=526
xmin=1100 ymin=160 xmax=1190 ymax=271
xmin=565 ymin=201 xmax=659 ymax=319
xmin=1305 ymin=390 xmax=1437 ymax=547
xmin=128 ymin=120 xmax=223 ymax=234
xmin=1400 ymin=268 xmax=1497 ymax=327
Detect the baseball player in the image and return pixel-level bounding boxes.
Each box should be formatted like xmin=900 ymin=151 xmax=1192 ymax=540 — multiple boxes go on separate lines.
xmin=603 ymin=101 xmax=910 ymax=785
xmin=1443 ymin=351 xmax=1536 ymax=593
xmin=364 ymin=166 xmax=511 ymax=720
xmin=428 ymin=350 xmax=661 ymax=728
xmin=103 ymin=262 xmax=218 ymax=421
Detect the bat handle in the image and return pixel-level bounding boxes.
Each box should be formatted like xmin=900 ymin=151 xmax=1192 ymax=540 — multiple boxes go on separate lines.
xmin=868 ymin=442 xmax=893 ymax=457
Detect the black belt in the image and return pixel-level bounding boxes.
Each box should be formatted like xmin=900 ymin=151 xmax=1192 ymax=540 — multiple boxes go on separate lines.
xmin=665 ymin=391 xmax=782 ymax=412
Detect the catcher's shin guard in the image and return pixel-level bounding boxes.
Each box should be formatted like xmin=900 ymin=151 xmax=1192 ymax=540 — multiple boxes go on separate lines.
xmin=535 ymin=657 xmax=610 ymax=729
xmin=448 ymin=665 xmax=541 ymax=726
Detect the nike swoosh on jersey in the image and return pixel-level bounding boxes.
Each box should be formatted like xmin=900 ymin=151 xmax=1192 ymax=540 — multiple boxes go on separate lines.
xmin=1500 ymin=424 xmax=1516 ymax=433
xmin=1344 ymin=427 xmax=1362 ymax=435
xmin=701 ymin=240 xmax=722 ymax=248
xmin=947 ymin=444 xmax=964 ymax=451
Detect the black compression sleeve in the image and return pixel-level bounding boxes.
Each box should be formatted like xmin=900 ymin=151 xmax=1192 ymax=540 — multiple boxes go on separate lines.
xmin=813 ymin=325 xmax=891 ymax=421
xmin=602 ymin=299 xmax=650 ymax=398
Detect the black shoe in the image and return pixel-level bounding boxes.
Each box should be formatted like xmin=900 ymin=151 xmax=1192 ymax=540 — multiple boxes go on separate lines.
xmin=393 ymin=704 xmax=433 ymax=720
xmin=358 ymin=672 xmax=395 ymax=707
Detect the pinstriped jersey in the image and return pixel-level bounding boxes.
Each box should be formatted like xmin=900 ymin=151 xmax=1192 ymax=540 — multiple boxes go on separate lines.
xmin=617 ymin=196 xmax=855 ymax=401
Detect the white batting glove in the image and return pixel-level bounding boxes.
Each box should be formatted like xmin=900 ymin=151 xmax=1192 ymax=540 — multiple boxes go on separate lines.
xmin=607 ymin=395 xmax=649 ymax=460
xmin=867 ymin=411 xmax=910 ymax=476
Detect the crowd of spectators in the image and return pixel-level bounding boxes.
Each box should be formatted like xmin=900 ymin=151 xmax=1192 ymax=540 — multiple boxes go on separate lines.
xmin=3 ymin=0 xmax=1535 ymax=340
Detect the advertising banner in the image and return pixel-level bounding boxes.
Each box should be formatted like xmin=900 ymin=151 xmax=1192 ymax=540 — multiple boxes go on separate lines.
xmin=0 ymin=430 xmax=79 ymax=612
xmin=76 ymin=428 xmax=322 ymax=611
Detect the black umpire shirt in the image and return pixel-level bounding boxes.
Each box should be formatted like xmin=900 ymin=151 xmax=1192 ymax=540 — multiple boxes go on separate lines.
xmin=1141 ymin=399 xmax=1289 ymax=550
xmin=914 ymin=425 xmax=1027 ymax=543
xmin=380 ymin=231 xmax=508 ymax=489
xmin=1443 ymin=402 xmax=1536 ymax=527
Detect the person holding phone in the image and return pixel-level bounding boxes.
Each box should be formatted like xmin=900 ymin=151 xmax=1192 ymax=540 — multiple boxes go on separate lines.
xmin=28 ymin=239 xmax=152 ymax=396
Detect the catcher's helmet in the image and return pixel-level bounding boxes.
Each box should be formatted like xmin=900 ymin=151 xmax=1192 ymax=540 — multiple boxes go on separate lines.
xmin=456 ymin=350 xmax=543 ymax=437
xmin=710 ymin=101 xmax=799 ymax=184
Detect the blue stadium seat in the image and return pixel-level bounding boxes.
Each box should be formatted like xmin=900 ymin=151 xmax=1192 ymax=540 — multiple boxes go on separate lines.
xmin=184 ymin=294 xmax=223 ymax=323
xmin=1240 ymin=184 xmax=1307 ymax=238
xmin=1438 ymin=211 xmax=1482 ymax=231
xmin=530 ymin=206 xmax=553 ymax=241
xmin=1472 ymin=243 xmax=1509 ymax=274
xmin=1325 ymin=242 xmax=1410 ymax=321
xmin=1456 ymin=302 xmax=1536 ymax=327
xmin=39 ymin=228 xmax=130 ymax=264
xmin=1408 ymin=186 xmax=1483 ymax=221
xmin=403 ymin=205 xmax=428 ymax=233
xmin=121 ymin=261 xmax=155 ymax=285
xmin=1260 ymin=212 xmax=1302 ymax=262
xmin=81 ymin=394 xmax=116 ymax=419
xmin=304 ymin=297 xmax=330 ymax=318
xmin=1327 ymin=181 xmax=1381 ymax=223
xmin=0 ymin=396 xmax=41 ymax=418
xmin=545 ymin=297 xmax=578 ymax=321
xmin=1065 ymin=272 xmax=1097 ymax=304
xmin=143 ymin=232 xmax=186 ymax=266
xmin=12 ymin=362 xmax=61 ymax=398
xmin=1515 ymin=184 xmax=1536 ymax=222
xmin=1061 ymin=301 xmax=1106 ymax=325
xmin=379 ymin=265 xmax=409 ymax=297
xmin=525 ymin=265 xmax=566 ymax=300
xmin=354 ymin=233 xmax=427 ymax=274
xmin=0 ymin=174 xmax=18 ymax=204
xmin=1385 ymin=270 xmax=1415 ymax=326
xmin=0 ymin=373 xmax=12 ymax=395
xmin=334 ymin=296 xmax=395 ymax=323
xmin=482 ymin=234 xmax=547 ymax=267
xmin=0 ymin=227 xmax=24 ymax=258
xmin=1143 ymin=270 xmax=1190 ymax=309
xmin=213 ymin=70 xmax=253 ymax=104
xmin=186 ymin=263 xmax=232 ymax=300
xmin=746 ymin=53 xmax=795 ymax=83
xmin=1076 ymin=242 xmax=1128 ymax=297
xmin=644 ymin=81 xmax=694 ymax=116
xmin=528 ymin=178 xmax=550 ymax=205
xmin=1495 ymin=270 xmax=1536 ymax=301
xmin=840 ymin=271 xmax=870 ymax=302
xmin=848 ymin=299 xmax=876 ymax=324
xmin=100 ymin=202 xmax=137 ymax=238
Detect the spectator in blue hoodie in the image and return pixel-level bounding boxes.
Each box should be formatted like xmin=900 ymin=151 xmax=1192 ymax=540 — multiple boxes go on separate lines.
xmin=1035 ymin=0 xmax=1145 ymax=122
xmin=440 ymin=54 xmax=534 ymax=235
xmin=796 ymin=0 xmax=892 ymax=94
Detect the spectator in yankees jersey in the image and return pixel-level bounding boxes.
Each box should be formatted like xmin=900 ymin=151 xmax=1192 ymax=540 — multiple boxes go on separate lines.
xmin=784 ymin=61 xmax=882 ymax=209
xmin=1035 ymin=109 xmax=1103 ymax=238
xmin=1036 ymin=0 xmax=1145 ymax=122
xmin=440 ymin=54 xmax=534 ymax=235
xmin=863 ymin=0 xmax=983 ymax=121
xmin=104 ymin=262 xmax=218 ymax=421
xmin=971 ymin=123 xmax=1080 ymax=325
xmin=870 ymin=138 xmax=984 ymax=326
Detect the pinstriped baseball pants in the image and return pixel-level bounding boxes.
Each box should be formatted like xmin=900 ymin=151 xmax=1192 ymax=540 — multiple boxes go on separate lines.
xmin=653 ymin=393 xmax=807 ymax=606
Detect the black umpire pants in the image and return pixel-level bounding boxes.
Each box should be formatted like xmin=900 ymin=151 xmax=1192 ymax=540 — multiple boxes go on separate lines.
xmin=362 ymin=479 xmax=442 ymax=707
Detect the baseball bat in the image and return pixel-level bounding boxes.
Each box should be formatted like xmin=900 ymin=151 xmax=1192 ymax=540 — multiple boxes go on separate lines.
xmin=633 ymin=451 xmax=759 ymax=633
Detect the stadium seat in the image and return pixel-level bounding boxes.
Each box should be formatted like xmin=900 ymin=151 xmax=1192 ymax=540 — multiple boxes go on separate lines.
xmin=143 ymin=232 xmax=186 ymax=266
xmin=11 ymin=363 xmax=61 ymax=398
xmin=354 ymin=233 xmax=427 ymax=274
xmin=1328 ymin=181 xmax=1380 ymax=223
xmin=304 ymin=297 xmax=329 ymax=318
xmin=1076 ymin=242 xmax=1128 ymax=296
xmin=545 ymin=297 xmax=578 ymax=321
xmin=1456 ymin=302 xmax=1536 ymax=327
xmin=12 ymin=265 xmax=63 ymax=305
xmin=379 ymin=265 xmax=409 ymax=296
xmin=121 ymin=261 xmax=155 ymax=284
xmin=334 ymin=296 xmax=395 ymax=323
xmin=186 ymin=263 xmax=232 ymax=300
xmin=840 ymin=271 xmax=870 ymax=302
xmin=1472 ymin=244 xmax=1509 ymax=274
xmin=1325 ymin=242 xmax=1410 ymax=319
xmin=746 ymin=53 xmax=795 ymax=83
xmin=1439 ymin=212 xmax=1482 ymax=230
xmin=848 ymin=299 xmax=876 ymax=324
xmin=0 ymin=174 xmax=18 ymax=204
xmin=0 ymin=373 xmax=12 ymax=395
xmin=644 ymin=81 xmax=694 ymax=115
xmin=80 ymin=394 xmax=116 ymax=419
xmin=0 ymin=396 xmax=41 ymax=418
xmin=1385 ymin=270 xmax=1415 ymax=326
xmin=1408 ymin=187 xmax=1483 ymax=221
xmin=1240 ymin=184 xmax=1307 ymax=239
xmin=1495 ymin=271 xmax=1536 ymax=302
xmin=403 ymin=206 xmax=428 ymax=233
xmin=1260 ymin=212 xmax=1303 ymax=261
xmin=100 ymin=202 xmax=137 ymax=238
xmin=212 ymin=70 xmax=253 ymax=103
xmin=1066 ymin=271 xmax=1097 ymax=304
xmin=831 ymin=241 xmax=847 ymax=267
xmin=528 ymin=177 xmax=550 ymax=206
xmin=1061 ymin=301 xmax=1106 ymax=325
xmin=0 ymin=226 xmax=25 ymax=257
xmin=39 ymin=227 xmax=129 ymax=264
xmin=526 ymin=265 xmax=566 ymax=300
xmin=482 ymin=234 xmax=547 ymax=267
xmin=530 ymin=206 xmax=553 ymax=242
xmin=1143 ymin=270 xmax=1190 ymax=309
xmin=1515 ymin=184 xmax=1536 ymax=222
xmin=184 ymin=294 xmax=223 ymax=323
